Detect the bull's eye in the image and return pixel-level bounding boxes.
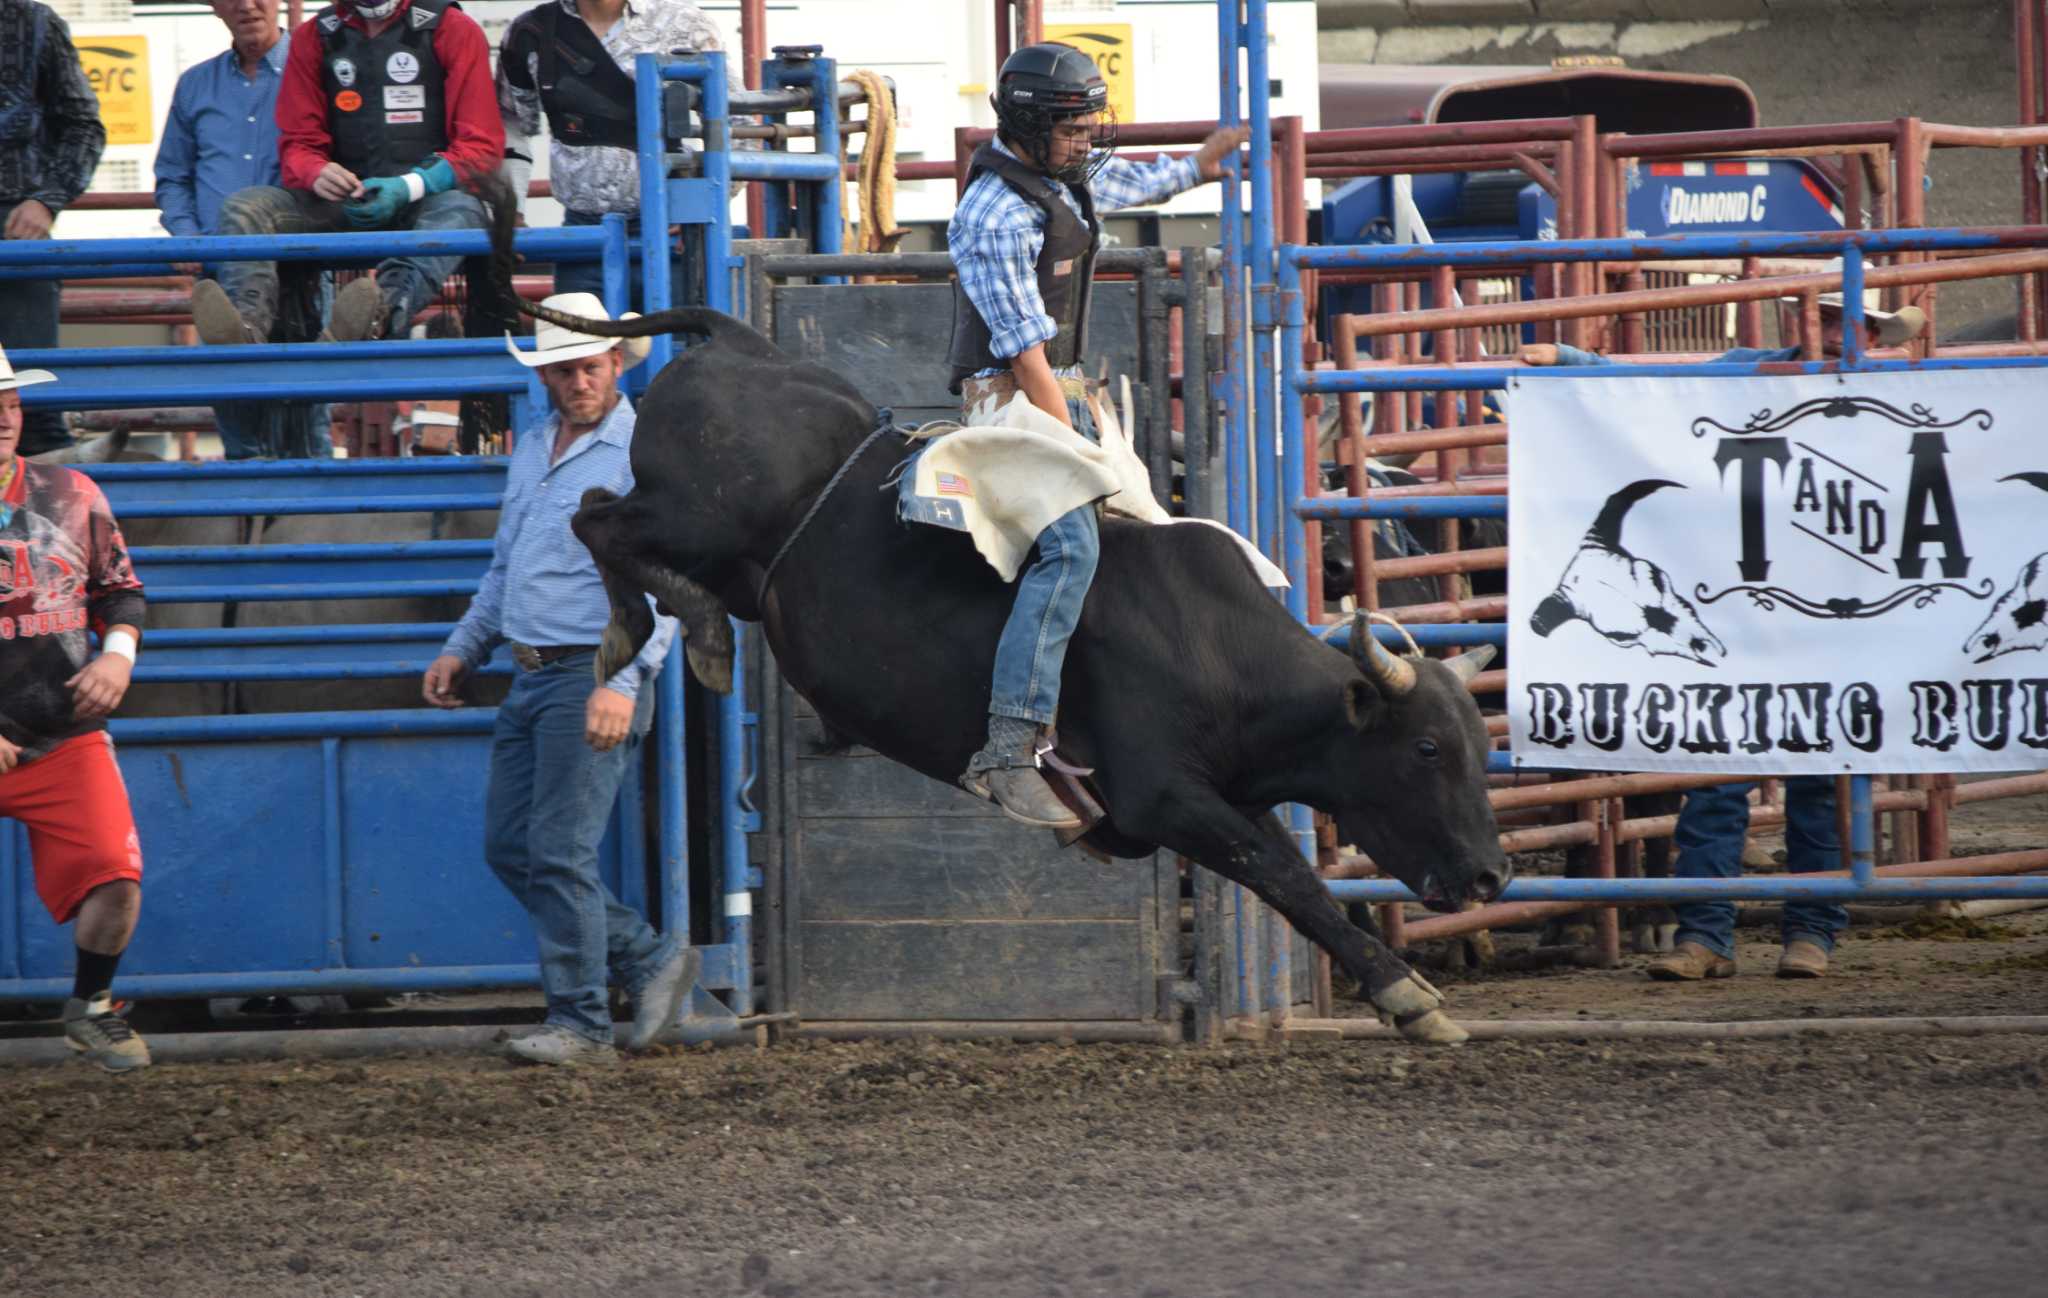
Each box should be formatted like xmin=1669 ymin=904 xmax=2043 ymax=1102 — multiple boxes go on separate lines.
xmin=1416 ymin=738 xmax=1441 ymax=764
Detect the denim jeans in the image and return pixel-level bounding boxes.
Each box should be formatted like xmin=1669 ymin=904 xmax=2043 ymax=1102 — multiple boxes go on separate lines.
xmin=483 ymin=654 xmax=675 ymax=1044
xmin=215 ymin=185 xmax=486 ymax=336
xmin=987 ymin=395 xmax=1101 ymax=725
xmin=211 ymin=269 xmax=333 ymax=459
xmin=0 ymin=205 xmax=70 ymax=455
xmin=1672 ymin=777 xmax=1848 ymax=959
xmin=555 ymin=210 xmax=702 ymax=310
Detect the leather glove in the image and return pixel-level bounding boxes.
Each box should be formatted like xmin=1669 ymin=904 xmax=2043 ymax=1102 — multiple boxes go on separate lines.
xmin=343 ymin=176 xmax=412 ymax=228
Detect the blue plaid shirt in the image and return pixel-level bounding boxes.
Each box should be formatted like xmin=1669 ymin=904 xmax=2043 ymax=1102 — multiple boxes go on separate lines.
xmin=442 ymin=396 xmax=676 ymax=699
xmin=949 ymin=139 xmax=1201 ymax=373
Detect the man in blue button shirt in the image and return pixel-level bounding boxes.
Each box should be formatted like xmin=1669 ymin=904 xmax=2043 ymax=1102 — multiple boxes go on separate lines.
xmin=154 ymin=0 xmax=331 ymax=459
xmin=422 ymin=293 xmax=688 ymax=1066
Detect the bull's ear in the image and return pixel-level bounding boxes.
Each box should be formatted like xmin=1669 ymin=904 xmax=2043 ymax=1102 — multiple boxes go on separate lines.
xmin=1342 ymin=678 xmax=1381 ymax=732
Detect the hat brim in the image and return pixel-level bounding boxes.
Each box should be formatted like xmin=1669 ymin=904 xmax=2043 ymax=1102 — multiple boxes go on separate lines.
xmin=0 ymin=369 xmax=58 ymax=392
xmin=1814 ymin=298 xmax=1926 ymax=346
xmin=503 ymin=315 xmax=653 ymax=371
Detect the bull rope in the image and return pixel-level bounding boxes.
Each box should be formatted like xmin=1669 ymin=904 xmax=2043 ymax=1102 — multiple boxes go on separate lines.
xmin=758 ymin=411 xmax=901 ymax=599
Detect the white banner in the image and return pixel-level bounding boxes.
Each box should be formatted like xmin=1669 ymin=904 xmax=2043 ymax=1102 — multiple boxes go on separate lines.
xmin=1508 ymin=367 xmax=2048 ymax=774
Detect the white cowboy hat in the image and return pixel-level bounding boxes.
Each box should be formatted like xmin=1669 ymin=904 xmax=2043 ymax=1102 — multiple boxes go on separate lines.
xmin=0 ymin=343 xmax=57 ymax=393
xmin=505 ymin=292 xmax=653 ymax=370
xmin=1814 ymin=292 xmax=1927 ymax=347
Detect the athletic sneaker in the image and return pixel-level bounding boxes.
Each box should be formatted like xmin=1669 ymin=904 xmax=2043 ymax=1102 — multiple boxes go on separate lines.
xmin=504 ymin=1024 xmax=618 ymax=1068
xmin=63 ymin=994 xmax=152 ymax=1072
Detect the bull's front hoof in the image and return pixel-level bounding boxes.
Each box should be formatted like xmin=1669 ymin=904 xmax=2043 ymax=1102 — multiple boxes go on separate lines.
xmin=1370 ymin=971 xmax=1445 ymax=1023
xmin=596 ymin=622 xmax=639 ymax=684
xmin=685 ymin=643 xmax=734 ymax=694
xmin=1394 ymin=1009 xmax=1469 ymax=1047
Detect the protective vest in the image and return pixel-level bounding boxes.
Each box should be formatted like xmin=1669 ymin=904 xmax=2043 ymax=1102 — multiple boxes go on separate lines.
xmin=316 ymin=0 xmax=453 ymax=179
xmin=0 ymin=5 xmax=48 ymax=150
xmin=506 ymin=1 xmax=638 ymax=150
xmin=947 ymin=143 xmax=1100 ymax=394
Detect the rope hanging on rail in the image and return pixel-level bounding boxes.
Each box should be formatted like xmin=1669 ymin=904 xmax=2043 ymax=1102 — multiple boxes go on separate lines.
xmin=843 ymin=69 xmax=908 ymax=256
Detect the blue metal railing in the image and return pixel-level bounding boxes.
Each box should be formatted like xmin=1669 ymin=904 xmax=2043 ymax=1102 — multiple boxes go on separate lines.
xmin=1262 ymin=225 xmax=2048 ymax=909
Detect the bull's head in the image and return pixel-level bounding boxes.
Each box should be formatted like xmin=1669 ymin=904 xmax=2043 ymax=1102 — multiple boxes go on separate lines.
xmin=1330 ymin=618 xmax=1510 ymax=913
xmin=1530 ymin=479 xmax=1725 ymax=666
xmin=1966 ymin=474 xmax=2048 ymax=663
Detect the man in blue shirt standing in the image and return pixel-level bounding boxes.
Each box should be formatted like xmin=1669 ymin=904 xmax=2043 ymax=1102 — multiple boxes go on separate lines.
xmin=154 ymin=0 xmax=331 ymax=458
xmin=946 ymin=43 xmax=1244 ymax=829
xmin=422 ymin=292 xmax=689 ymax=1066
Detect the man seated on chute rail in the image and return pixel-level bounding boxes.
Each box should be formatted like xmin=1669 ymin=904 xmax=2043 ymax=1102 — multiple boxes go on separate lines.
xmin=927 ymin=42 xmax=1248 ymax=831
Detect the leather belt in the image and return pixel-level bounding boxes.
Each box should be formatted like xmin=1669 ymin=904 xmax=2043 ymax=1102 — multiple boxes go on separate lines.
xmin=511 ymin=643 xmax=599 ymax=672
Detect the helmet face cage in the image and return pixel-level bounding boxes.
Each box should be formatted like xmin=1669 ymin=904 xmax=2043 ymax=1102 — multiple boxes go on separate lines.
xmin=1000 ymin=102 xmax=1118 ymax=186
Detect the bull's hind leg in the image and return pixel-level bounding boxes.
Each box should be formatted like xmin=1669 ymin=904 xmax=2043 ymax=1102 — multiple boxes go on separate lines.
xmin=1125 ymin=791 xmax=1466 ymax=1045
xmin=573 ymin=488 xmax=737 ymax=693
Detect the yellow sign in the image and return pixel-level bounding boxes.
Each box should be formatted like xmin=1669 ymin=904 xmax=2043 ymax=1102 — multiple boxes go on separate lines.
xmin=1045 ymin=23 xmax=1135 ymax=127
xmin=76 ymin=36 xmax=152 ymax=146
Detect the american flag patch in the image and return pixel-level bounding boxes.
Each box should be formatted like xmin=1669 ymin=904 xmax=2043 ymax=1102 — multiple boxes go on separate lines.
xmin=935 ymin=471 xmax=973 ymax=497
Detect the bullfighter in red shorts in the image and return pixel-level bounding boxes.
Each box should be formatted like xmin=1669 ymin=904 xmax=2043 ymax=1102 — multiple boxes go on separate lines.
xmin=0 ymin=345 xmax=149 ymax=1070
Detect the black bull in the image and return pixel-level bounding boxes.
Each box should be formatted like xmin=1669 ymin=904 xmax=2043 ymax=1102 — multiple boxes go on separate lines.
xmin=510 ymin=295 xmax=1510 ymax=1042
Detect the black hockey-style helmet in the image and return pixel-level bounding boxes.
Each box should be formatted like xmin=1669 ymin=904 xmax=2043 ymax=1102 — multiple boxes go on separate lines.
xmin=993 ymin=43 xmax=1116 ymax=184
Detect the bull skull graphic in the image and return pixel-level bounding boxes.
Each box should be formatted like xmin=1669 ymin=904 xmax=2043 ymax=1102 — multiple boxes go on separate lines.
xmin=1530 ymin=479 xmax=1727 ymax=667
xmin=1964 ymin=472 xmax=2048 ymax=662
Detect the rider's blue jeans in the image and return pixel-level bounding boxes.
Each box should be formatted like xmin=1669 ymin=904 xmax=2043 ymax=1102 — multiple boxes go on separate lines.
xmin=1671 ymin=777 xmax=1848 ymax=960
xmin=482 ymin=654 xmax=677 ymax=1045
xmin=987 ymin=397 xmax=1101 ymax=727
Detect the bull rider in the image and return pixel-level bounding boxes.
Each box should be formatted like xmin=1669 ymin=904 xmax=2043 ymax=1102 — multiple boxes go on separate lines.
xmin=190 ymin=0 xmax=503 ymax=350
xmin=945 ymin=42 xmax=1246 ymax=829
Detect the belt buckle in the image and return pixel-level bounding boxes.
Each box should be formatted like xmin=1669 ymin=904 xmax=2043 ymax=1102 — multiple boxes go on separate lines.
xmin=512 ymin=643 xmax=542 ymax=672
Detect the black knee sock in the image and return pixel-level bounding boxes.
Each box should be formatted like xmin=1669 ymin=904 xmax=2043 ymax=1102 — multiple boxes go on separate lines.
xmin=73 ymin=948 xmax=123 ymax=1003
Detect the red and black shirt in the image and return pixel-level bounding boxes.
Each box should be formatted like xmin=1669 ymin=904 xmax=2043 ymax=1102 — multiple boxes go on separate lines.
xmin=0 ymin=462 xmax=146 ymax=761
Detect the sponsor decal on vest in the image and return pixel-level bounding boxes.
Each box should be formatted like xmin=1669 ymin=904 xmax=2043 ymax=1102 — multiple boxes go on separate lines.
xmin=387 ymin=51 xmax=421 ymax=84
xmin=1662 ymin=184 xmax=1770 ymax=227
xmin=386 ymin=110 xmax=424 ymax=124
xmin=384 ymin=84 xmax=425 ymax=109
xmin=335 ymin=89 xmax=362 ymax=112
xmin=318 ymin=12 xmax=341 ymax=33
xmin=409 ymin=4 xmax=437 ymax=28
xmin=331 ymin=56 xmax=356 ymax=87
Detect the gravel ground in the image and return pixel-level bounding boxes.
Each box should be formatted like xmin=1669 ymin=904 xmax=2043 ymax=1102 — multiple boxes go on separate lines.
xmin=2 ymin=914 xmax=2042 ymax=1298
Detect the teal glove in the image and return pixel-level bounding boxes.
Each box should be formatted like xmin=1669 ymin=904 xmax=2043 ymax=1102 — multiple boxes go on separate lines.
xmin=342 ymin=176 xmax=411 ymax=228
xmin=341 ymin=158 xmax=458 ymax=228
xmin=412 ymin=156 xmax=458 ymax=197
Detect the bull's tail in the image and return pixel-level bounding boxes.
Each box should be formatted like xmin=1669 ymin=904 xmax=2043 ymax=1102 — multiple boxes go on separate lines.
xmin=475 ymin=172 xmax=785 ymax=362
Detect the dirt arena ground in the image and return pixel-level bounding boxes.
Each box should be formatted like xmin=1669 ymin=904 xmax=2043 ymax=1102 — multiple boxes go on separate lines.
xmin=4 ymin=797 xmax=2045 ymax=1297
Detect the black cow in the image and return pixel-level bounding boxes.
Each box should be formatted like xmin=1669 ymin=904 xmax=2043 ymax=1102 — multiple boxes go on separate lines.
xmin=506 ymin=291 xmax=1509 ymax=1043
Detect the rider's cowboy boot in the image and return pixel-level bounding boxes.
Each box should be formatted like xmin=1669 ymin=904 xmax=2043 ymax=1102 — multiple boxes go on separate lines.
xmin=962 ymin=716 xmax=1082 ymax=830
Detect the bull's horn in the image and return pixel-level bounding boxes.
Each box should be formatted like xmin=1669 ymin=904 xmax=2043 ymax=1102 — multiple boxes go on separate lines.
xmin=1350 ymin=616 xmax=1417 ymax=697
xmin=1586 ymin=479 xmax=1683 ymax=551
xmin=1443 ymin=644 xmax=1498 ymax=685
xmin=2000 ymin=472 xmax=2048 ymax=494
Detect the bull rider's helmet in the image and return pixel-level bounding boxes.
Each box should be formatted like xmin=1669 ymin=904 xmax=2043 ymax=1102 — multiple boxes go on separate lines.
xmin=992 ymin=43 xmax=1117 ymax=185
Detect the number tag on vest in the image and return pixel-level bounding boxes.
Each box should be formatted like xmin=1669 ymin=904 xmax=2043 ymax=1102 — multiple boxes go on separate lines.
xmin=385 ymin=85 xmax=425 ymax=110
